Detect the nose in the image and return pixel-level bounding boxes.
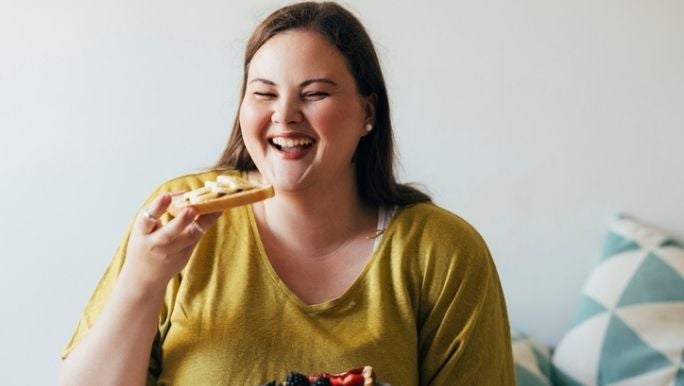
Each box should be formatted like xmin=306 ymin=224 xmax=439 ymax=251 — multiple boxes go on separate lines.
xmin=271 ymin=95 xmax=302 ymax=125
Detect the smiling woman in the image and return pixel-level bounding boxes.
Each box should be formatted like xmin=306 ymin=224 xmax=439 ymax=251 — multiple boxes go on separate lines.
xmin=240 ymin=30 xmax=371 ymax=192
xmin=58 ymin=2 xmax=514 ymax=386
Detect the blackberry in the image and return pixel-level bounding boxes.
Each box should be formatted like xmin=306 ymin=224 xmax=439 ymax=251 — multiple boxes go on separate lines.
xmin=285 ymin=372 xmax=310 ymax=386
xmin=312 ymin=376 xmax=332 ymax=386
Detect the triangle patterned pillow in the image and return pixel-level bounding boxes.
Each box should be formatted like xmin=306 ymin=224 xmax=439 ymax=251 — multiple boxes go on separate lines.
xmin=552 ymin=214 xmax=684 ymax=386
xmin=512 ymin=329 xmax=553 ymax=386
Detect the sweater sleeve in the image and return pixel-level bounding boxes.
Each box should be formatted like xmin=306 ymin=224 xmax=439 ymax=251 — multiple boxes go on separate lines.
xmin=416 ymin=212 xmax=515 ymax=386
xmin=59 ymin=170 xmax=222 ymax=354
xmin=59 ymin=183 xmax=181 ymax=384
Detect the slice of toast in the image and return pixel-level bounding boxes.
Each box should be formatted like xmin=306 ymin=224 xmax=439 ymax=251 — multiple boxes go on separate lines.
xmin=167 ymin=176 xmax=274 ymax=217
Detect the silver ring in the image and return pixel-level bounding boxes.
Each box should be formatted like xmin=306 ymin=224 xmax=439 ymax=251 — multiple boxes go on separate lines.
xmin=142 ymin=208 xmax=159 ymax=222
xmin=192 ymin=221 xmax=206 ymax=234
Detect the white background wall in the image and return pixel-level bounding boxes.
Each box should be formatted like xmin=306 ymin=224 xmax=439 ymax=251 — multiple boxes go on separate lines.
xmin=1 ymin=0 xmax=682 ymax=384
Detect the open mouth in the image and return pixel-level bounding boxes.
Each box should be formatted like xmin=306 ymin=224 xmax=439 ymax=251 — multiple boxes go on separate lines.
xmin=268 ymin=136 xmax=315 ymax=153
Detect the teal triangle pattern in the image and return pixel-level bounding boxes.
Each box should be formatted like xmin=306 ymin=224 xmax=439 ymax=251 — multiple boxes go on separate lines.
xmin=675 ymin=368 xmax=684 ymax=386
xmin=603 ymin=231 xmax=641 ymax=259
xmin=617 ymin=253 xmax=684 ymax=307
xmin=552 ymin=366 xmax=585 ymax=386
xmin=662 ymin=239 xmax=684 ymax=248
xmin=515 ymin=364 xmax=550 ymax=386
xmin=571 ymin=295 xmax=608 ymax=327
xmin=531 ymin=348 xmax=551 ymax=381
xmin=599 ymin=314 xmax=673 ymax=383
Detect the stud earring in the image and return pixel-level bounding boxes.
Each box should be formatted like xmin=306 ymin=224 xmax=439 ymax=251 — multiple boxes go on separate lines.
xmin=365 ymin=123 xmax=373 ymax=132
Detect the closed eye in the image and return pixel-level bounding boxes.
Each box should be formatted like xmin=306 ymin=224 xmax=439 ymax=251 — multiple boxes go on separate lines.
xmin=254 ymin=92 xmax=277 ymax=99
xmin=302 ymin=92 xmax=329 ymax=101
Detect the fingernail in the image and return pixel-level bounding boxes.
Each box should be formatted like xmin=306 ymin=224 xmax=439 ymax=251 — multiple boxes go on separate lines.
xmin=184 ymin=208 xmax=197 ymax=219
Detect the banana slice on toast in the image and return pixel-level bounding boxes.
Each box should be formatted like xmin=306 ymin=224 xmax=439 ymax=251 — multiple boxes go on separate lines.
xmin=167 ymin=174 xmax=274 ymax=216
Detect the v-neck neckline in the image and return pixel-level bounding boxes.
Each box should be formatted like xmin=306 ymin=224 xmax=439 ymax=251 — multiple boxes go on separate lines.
xmin=244 ymin=202 xmax=395 ymax=313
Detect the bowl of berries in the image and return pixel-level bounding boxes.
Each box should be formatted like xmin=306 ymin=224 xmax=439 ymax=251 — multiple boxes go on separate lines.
xmin=260 ymin=366 xmax=389 ymax=386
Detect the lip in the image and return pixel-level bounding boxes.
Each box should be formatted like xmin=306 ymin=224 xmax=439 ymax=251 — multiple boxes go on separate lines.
xmin=267 ymin=132 xmax=316 ymax=160
xmin=266 ymin=131 xmax=316 ymax=141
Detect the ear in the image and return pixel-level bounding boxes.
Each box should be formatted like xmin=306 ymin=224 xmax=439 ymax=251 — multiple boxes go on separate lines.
xmin=362 ymin=94 xmax=377 ymax=136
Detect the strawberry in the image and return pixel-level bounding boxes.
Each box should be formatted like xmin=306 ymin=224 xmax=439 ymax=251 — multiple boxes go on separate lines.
xmin=263 ymin=366 xmax=374 ymax=386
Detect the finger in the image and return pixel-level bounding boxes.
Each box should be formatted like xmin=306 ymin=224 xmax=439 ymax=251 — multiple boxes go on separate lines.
xmin=152 ymin=212 xmax=223 ymax=255
xmin=138 ymin=193 xmax=172 ymax=234
xmin=148 ymin=207 xmax=197 ymax=247
xmin=196 ymin=212 xmax=223 ymax=232
xmin=190 ymin=221 xmax=206 ymax=235
xmin=182 ymin=212 xmax=222 ymax=242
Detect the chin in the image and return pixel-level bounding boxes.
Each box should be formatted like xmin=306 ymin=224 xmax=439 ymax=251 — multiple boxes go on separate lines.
xmin=270 ymin=175 xmax=309 ymax=193
xmin=259 ymin=164 xmax=313 ymax=193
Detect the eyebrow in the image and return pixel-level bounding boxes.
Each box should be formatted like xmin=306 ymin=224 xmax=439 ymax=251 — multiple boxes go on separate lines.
xmin=301 ymin=78 xmax=337 ymax=87
xmin=248 ymin=78 xmax=338 ymax=87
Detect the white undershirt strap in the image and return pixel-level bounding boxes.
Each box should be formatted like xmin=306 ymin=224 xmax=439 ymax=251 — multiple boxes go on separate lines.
xmin=373 ymin=205 xmax=397 ymax=251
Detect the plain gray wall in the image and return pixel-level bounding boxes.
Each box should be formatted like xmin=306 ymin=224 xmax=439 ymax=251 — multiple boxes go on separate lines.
xmin=1 ymin=0 xmax=682 ymax=384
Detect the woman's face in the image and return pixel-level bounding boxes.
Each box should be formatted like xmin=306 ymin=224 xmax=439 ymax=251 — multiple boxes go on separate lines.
xmin=239 ymin=29 xmax=371 ymax=194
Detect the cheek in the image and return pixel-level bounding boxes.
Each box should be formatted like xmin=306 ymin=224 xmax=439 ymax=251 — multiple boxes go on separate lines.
xmin=238 ymin=101 xmax=267 ymax=162
xmin=312 ymin=100 xmax=364 ymax=138
xmin=238 ymin=100 xmax=256 ymax=135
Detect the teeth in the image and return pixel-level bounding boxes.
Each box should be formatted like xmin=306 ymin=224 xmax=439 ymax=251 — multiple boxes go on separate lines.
xmin=272 ymin=137 xmax=313 ymax=148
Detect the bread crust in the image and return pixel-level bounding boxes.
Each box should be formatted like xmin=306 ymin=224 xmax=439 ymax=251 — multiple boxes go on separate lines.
xmin=167 ymin=184 xmax=274 ymax=216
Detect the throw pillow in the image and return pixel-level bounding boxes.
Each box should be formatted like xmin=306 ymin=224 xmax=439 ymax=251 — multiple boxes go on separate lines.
xmin=552 ymin=214 xmax=684 ymax=386
xmin=512 ymin=329 xmax=553 ymax=386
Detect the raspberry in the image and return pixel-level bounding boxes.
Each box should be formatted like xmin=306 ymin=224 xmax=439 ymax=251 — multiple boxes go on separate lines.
xmin=312 ymin=376 xmax=332 ymax=386
xmin=285 ymin=372 xmax=310 ymax=386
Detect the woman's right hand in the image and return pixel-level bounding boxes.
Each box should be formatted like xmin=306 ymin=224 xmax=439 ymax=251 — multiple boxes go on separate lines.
xmin=59 ymin=192 xmax=221 ymax=386
xmin=122 ymin=193 xmax=222 ymax=291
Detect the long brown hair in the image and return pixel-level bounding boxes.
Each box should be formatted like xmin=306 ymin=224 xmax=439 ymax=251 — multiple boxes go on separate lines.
xmin=216 ymin=1 xmax=430 ymax=206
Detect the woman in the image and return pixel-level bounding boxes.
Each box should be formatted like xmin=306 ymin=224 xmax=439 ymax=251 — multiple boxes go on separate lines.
xmin=59 ymin=2 xmax=514 ymax=385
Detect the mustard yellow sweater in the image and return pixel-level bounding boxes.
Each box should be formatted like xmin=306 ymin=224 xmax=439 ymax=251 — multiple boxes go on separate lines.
xmin=62 ymin=170 xmax=514 ymax=386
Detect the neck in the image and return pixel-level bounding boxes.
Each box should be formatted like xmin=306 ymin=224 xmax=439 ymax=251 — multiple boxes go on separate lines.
xmin=251 ymin=172 xmax=377 ymax=258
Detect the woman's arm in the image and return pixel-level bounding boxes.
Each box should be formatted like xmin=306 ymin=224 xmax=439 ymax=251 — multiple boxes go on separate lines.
xmin=58 ymin=267 xmax=167 ymax=386
xmin=59 ymin=194 xmax=221 ymax=386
